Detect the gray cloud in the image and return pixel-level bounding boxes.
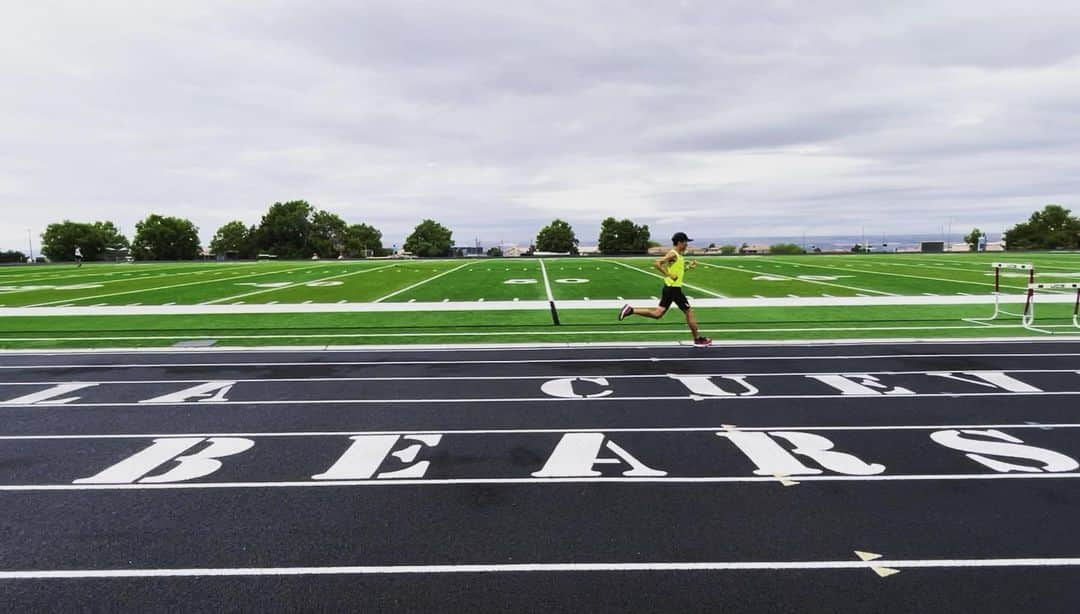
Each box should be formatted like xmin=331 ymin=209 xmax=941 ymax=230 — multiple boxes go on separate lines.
xmin=3 ymin=1 xmax=1080 ymax=252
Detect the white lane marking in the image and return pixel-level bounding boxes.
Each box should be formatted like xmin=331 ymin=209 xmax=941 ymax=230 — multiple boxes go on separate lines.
xmin=6 ymin=474 xmax=1080 ymax=493
xmin=4 ymin=390 xmax=1080 ymax=409
xmin=2 ymin=351 xmax=1078 ymax=369
xmin=26 ymin=265 xmax=320 ymax=307
xmin=203 ymin=264 xmax=398 ymax=305
xmin=373 ymin=261 xmax=473 ymax=303
xmin=538 ymin=259 xmax=555 ymax=302
xmin=2 ymin=367 xmax=1074 ymax=386
xmin=697 ymin=261 xmax=894 ymax=296
xmin=1 ymin=322 xmax=1078 ymax=343
xmin=4 ymin=422 xmax=1080 ymax=441
xmin=604 ymin=260 xmax=726 ymax=298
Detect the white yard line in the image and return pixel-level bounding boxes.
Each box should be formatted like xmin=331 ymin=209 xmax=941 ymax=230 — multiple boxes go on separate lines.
xmin=604 ymin=260 xmax=726 ymax=298
xmin=538 ymin=258 xmax=556 ymax=301
xmin=26 ymin=264 xmax=320 ymax=308
xmin=373 ymin=261 xmax=473 ymax=303
xmin=697 ymin=260 xmax=895 ymax=296
xmin=202 ymin=263 xmax=399 ymax=305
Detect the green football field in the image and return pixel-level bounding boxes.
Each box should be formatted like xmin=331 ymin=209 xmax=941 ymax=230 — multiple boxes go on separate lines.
xmin=1 ymin=252 xmax=1079 ymax=348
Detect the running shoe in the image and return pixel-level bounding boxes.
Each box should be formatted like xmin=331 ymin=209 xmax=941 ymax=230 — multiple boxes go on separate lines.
xmin=694 ymin=336 xmax=712 ymax=347
xmin=618 ymin=304 xmax=633 ymax=321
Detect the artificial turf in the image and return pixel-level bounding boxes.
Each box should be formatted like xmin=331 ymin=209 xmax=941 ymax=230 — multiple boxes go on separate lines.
xmin=1 ymin=253 xmax=1078 ymax=348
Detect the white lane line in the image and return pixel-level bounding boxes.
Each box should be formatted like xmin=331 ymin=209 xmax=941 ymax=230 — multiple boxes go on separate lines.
xmin=373 ymin=261 xmax=473 ymax=303
xmin=6 ymin=474 xmax=1080 ymax=493
xmin=1 ymin=322 xmax=1077 ymax=343
xmin=26 ymin=264 xmax=320 ymax=307
xmin=538 ymin=258 xmax=555 ymax=302
xmin=696 ymin=260 xmax=895 ymax=296
xmin=202 ymin=264 xmax=399 ymax=305
xmin=4 ymin=557 xmax=1080 ymax=579
xmin=1 ymin=351 xmax=1076 ymax=369
xmin=5 ymin=422 xmax=1080 ymax=441
xmin=4 ymin=367 xmax=1073 ymax=386
xmin=605 ymin=260 xmax=726 ymax=298
xmin=5 ymin=390 xmax=1080 ymax=409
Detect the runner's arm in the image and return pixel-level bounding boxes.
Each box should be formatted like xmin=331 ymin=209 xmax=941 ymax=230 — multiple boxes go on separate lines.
xmin=654 ymin=251 xmax=677 ymax=280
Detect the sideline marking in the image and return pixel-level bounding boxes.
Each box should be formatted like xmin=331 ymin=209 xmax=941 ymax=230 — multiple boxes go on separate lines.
xmin=373 ymin=261 xmax=473 ymax=303
xmin=603 ymin=260 xmax=726 ymax=298
xmin=2 ymin=557 xmax=1080 ymax=579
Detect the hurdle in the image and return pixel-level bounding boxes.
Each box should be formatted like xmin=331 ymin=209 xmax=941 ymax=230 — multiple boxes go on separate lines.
xmin=1022 ymin=282 xmax=1080 ymax=334
xmin=963 ymin=262 xmax=1035 ymax=326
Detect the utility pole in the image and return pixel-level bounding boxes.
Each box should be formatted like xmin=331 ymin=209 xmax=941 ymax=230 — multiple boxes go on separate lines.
xmin=26 ymin=229 xmax=33 ymax=263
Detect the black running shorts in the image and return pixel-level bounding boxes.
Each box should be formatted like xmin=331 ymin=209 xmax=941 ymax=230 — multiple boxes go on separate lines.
xmin=659 ymin=285 xmax=691 ymax=312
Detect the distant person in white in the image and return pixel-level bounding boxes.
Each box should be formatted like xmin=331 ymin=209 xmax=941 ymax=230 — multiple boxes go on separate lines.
xmin=75 ymin=246 xmax=83 ymax=267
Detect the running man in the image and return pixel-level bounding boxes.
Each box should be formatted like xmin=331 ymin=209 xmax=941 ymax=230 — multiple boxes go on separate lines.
xmin=74 ymin=246 xmax=83 ymax=268
xmin=618 ymin=232 xmax=712 ymax=347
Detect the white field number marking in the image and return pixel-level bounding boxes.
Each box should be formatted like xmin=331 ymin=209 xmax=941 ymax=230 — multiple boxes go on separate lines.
xmin=504 ymin=279 xmax=538 ymax=285
xmin=555 ymin=278 xmax=589 ymax=284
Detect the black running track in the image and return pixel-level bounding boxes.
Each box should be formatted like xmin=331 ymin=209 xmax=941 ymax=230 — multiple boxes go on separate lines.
xmin=3 ymin=340 xmax=1080 ymax=612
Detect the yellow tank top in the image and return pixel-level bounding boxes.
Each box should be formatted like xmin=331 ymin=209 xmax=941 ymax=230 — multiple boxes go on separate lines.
xmin=665 ymin=251 xmax=685 ymax=287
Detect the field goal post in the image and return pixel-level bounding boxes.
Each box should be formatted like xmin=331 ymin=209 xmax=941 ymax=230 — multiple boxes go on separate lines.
xmin=963 ymin=262 xmax=1035 ymax=326
xmin=1022 ymin=282 xmax=1080 ymax=334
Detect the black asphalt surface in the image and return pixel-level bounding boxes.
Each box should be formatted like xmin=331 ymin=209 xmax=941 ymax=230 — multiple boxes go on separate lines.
xmin=2 ymin=340 xmax=1080 ymax=612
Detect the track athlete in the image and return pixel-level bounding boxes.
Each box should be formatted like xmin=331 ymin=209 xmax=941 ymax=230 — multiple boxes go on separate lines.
xmin=618 ymin=232 xmax=712 ymax=347
xmin=74 ymin=246 xmax=83 ymax=268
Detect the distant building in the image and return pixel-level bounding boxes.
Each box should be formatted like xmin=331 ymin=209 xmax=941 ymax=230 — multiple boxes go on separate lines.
xmin=504 ymin=245 xmax=527 ymax=257
xmin=739 ymin=244 xmax=770 ymax=255
xmin=578 ymin=245 xmax=600 ymax=256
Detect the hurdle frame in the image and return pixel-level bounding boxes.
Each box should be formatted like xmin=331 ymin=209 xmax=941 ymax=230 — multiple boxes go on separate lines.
xmin=963 ymin=262 xmax=1035 ymax=326
xmin=1022 ymin=282 xmax=1080 ymax=334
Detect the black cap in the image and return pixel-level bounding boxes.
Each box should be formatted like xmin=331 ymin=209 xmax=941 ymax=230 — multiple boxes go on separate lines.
xmin=672 ymin=232 xmax=692 ymax=244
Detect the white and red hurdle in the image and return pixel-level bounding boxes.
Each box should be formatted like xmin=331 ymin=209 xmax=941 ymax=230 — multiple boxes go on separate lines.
xmin=963 ymin=262 xmax=1036 ymax=326
xmin=1023 ymin=281 xmax=1080 ymax=334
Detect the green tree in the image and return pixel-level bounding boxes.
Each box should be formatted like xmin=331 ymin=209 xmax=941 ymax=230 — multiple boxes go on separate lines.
xmin=404 ymin=219 xmax=453 ymax=257
xmin=719 ymin=244 xmax=737 ymax=255
xmin=210 ymin=221 xmax=253 ymax=258
xmin=769 ymin=243 xmax=805 ymax=255
xmin=964 ymin=228 xmax=984 ymax=252
xmin=344 ymin=223 xmax=385 ymax=257
xmin=254 ymin=200 xmax=314 ymax=258
xmin=535 ymin=219 xmax=579 ymax=254
xmin=0 ymin=250 xmax=26 ymax=263
xmin=598 ymin=217 xmax=651 ymax=254
xmin=487 ymin=246 xmax=503 ymax=257
xmin=132 ymin=214 xmax=201 ymax=260
xmin=309 ymin=210 xmax=348 ymax=258
xmin=1003 ymin=205 xmax=1080 ymax=250
xmin=40 ymin=220 xmax=128 ymax=262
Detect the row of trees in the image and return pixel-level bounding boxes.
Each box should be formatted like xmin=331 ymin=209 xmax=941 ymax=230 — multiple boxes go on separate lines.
xmin=534 ymin=217 xmax=655 ymax=255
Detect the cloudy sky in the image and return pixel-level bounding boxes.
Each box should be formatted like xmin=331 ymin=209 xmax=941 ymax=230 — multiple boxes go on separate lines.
xmin=3 ymin=1 xmax=1080 ymax=251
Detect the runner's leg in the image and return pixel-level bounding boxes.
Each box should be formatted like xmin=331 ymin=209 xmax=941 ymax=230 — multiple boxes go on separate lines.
xmin=684 ymin=308 xmax=700 ymax=339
